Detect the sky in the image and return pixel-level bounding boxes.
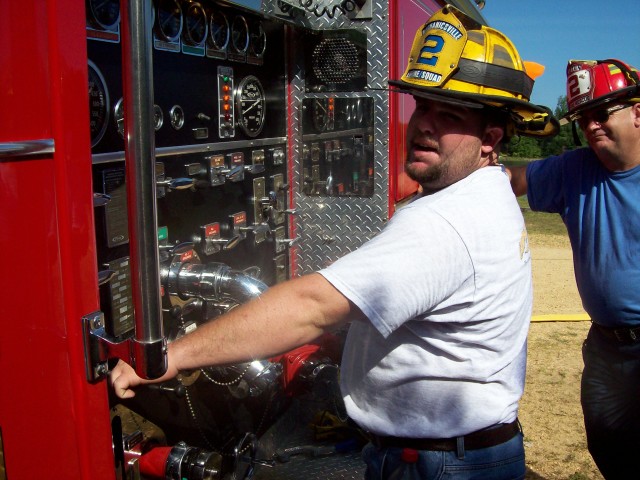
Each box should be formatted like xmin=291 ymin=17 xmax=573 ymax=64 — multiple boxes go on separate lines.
xmin=479 ymin=0 xmax=640 ymax=111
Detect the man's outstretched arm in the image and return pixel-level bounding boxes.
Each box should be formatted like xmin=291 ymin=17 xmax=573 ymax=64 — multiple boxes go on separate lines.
xmin=505 ymin=165 xmax=528 ymax=197
xmin=109 ymin=272 xmax=360 ymax=398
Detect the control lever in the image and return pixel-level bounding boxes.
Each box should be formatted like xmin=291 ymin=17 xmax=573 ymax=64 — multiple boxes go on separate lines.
xmin=148 ymin=383 xmax=186 ymax=397
xmin=242 ymin=266 xmax=262 ymax=280
xmin=169 ymin=242 xmax=195 ymax=255
xmin=93 ymin=192 xmax=111 ymax=207
xmin=271 ymin=205 xmax=296 ymax=217
xmin=222 ymin=164 xmax=244 ymax=182
xmin=240 ymin=223 xmax=271 ymax=237
xmin=276 ymin=237 xmax=298 ymax=248
xmin=97 ymin=269 xmax=116 ymax=287
xmin=325 ymin=154 xmax=334 ymax=195
xmin=245 ymin=163 xmax=265 ymax=175
xmin=259 ymin=192 xmax=278 ymax=217
xmin=209 ymin=235 xmax=242 ymax=250
xmin=157 ymin=177 xmax=194 ymax=191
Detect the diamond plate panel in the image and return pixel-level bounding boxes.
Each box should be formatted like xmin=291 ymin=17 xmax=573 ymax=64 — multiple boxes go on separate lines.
xmin=273 ymin=0 xmax=392 ymax=274
xmin=254 ymin=393 xmax=366 ymax=479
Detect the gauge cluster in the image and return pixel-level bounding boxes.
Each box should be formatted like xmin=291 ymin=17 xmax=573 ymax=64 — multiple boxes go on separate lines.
xmin=81 ymin=0 xmax=269 ymax=62
xmin=87 ymin=60 xmax=110 ymax=147
xmin=301 ymin=96 xmax=375 ymax=198
xmin=88 ymin=0 xmax=293 ymax=455
xmin=86 ymin=0 xmax=285 ymax=153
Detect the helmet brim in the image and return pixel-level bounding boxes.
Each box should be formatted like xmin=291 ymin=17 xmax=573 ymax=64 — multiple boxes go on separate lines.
xmin=389 ymin=79 xmax=560 ymax=137
xmin=562 ymin=86 xmax=640 ymax=123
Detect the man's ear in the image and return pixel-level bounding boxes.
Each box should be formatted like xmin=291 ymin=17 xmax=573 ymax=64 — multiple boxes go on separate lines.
xmin=481 ymin=125 xmax=504 ymax=155
xmin=632 ymin=103 xmax=640 ymax=128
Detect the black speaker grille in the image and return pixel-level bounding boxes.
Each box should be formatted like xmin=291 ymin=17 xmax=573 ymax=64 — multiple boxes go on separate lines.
xmin=304 ymin=29 xmax=367 ymax=92
xmin=312 ymin=37 xmax=360 ymax=83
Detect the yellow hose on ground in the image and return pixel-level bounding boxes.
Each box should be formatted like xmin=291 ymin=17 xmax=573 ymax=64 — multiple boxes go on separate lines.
xmin=531 ymin=314 xmax=590 ymax=322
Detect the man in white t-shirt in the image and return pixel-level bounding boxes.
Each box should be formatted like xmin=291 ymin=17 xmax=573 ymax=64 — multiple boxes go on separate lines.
xmin=110 ymin=5 xmax=558 ymax=479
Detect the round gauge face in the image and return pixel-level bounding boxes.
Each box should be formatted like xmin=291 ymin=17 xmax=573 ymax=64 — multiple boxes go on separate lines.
xmin=208 ymin=11 xmax=229 ymax=50
xmin=248 ymin=22 xmax=266 ymax=56
xmin=312 ymin=99 xmax=329 ymax=132
xmin=155 ymin=0 xmax=182 ymax=42
xmin=182 ymin=2 xmax=207 ymax=46
xmin=231 ymin=15 xmax=249 ymax=53
xmin=153 ymin=104 xmax=164 ymax=131
xmin=87 ymin=0 xmax=120 ymax=30
xmin=87 ymin=61 xmax=110 ymax=147
xmin=114 ymin=98 xmax=124 ymax=138
xmin=170 ymin=105 xmax=185 ymax=130
xmin=355 ymin=98 xmax=364 ymax=124
xmin=235 ymin=76 xmax=265 ymax=137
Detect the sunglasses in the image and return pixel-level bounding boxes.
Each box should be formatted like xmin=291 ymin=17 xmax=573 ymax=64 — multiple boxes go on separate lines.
xmin=576 ymin=104 xmax=632 ymax=128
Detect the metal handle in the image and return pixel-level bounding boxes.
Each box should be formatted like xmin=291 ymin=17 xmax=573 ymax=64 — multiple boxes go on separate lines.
xmin=0 ymin=139 xmax=54 ymax=158
xmin=157 ymin=177 xmax=195 ymax=191
xmin=121 ymin=0 xmax=167 ymax=380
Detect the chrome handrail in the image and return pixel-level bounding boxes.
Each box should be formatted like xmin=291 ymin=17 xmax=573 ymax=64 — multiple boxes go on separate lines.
xmin=121 ymin=0 xmax=167 ymax=379
xmin=0 ymin=139 xmax=55 ymax=158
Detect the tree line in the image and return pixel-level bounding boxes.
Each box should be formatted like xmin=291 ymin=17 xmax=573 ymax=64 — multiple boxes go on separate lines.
xmin=503 ymin=95 xmax=586 ymax=158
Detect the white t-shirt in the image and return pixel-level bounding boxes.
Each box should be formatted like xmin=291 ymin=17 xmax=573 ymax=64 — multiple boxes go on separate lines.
xmin=319 ymin=167 xmax=532 ymax=438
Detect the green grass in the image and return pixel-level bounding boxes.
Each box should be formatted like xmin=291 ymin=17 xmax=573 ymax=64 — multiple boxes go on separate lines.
xmin=502 ymin=157 xmax=568 ymax=238
xmin=517 ymin=196 xmax=568 ymax=237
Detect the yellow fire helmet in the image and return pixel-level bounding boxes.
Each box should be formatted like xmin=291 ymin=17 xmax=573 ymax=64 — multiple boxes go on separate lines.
xmin=389 ymin=4 xmax=559 ymax=138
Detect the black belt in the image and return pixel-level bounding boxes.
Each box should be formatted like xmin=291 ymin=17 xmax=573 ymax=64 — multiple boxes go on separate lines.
xmin=369 ymin=420 xmax=520 ymax=451
xmin=593 ymin=323 xmax=640 ymax=343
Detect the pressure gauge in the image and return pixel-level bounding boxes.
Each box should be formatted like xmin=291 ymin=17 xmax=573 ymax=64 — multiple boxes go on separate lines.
xmin=153 ymin=104 xmax=164 ymax=131
xmin=208 ymin=10 xmax=229 ymax=50
xmin=154 ymin=0 xmax=182 ymax=42
xmin=235 ymin=76 xmax=265 ymax=137
xmin=114 ymin=98 xmax=124 ymax=138
xmin=87 ymin=61 xmax=110 ymax=147
xmin=355 ymin=98 xmax=364 ymax=124
xmin=86 ymin=0 xmax=120 ymax=31
xmin=170 ymin=105 xmax=185 ymax=130
xmin=248 ymin=21 xmax=266 ymax=57
xmin=182 ymin=1 xmax=207 ymax=46
xmin=231 ymin=15 xmax=249 ymax=53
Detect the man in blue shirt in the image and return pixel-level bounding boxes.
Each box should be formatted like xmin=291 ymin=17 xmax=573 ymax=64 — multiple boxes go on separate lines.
xmin=508 ymin=59 xmax=640 ymax=479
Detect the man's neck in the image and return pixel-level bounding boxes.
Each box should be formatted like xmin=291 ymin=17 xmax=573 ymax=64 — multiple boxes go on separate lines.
xmin=598 ymin=142 xmax=640 ymax=172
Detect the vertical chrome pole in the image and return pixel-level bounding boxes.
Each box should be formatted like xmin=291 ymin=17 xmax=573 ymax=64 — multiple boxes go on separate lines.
xmin=120 ymin=0 xmax=167 ymax=379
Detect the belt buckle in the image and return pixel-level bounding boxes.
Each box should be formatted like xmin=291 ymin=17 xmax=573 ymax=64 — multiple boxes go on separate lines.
xmin=631 ymin=329 xmax=638 ymax=341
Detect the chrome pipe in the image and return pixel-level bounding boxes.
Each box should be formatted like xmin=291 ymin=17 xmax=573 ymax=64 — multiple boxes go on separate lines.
xmin=120 ymin=0 xmax=167 ymax=379
xmin=176 ymin=263 xmax=268 ymax=303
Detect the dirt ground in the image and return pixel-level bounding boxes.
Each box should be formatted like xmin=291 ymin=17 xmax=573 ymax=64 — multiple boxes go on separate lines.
xmin=521 ymin=233 xmax=603 ymax=480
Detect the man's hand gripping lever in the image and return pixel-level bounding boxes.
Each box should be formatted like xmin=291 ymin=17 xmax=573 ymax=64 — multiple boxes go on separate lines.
xmin=109 ymin=351 xmax=179 ymax=399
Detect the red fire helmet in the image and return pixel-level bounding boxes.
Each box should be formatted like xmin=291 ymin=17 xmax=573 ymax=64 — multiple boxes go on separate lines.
xmin=564 ymin=59 xmax=640 ymax=122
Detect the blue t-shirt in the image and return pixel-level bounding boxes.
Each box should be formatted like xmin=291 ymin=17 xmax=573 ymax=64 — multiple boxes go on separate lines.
xmin=527 ymin=148 xmax=640 ymax=327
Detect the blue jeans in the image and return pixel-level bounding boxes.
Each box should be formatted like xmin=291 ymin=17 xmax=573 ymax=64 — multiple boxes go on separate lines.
xmin=362 ymin=431 xmax=525 ymax=480
xmin=581 ymin=325 xmax=640 ymax=479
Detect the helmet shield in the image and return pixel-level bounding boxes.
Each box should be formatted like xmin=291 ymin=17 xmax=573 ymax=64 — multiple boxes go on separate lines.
xmin=389 ymin=4 xmax=559 ymax=138
xmin=564 ymin=59 xmax=640 ymax=121
xmin=401 ymin=8 xmax=469 ymax=89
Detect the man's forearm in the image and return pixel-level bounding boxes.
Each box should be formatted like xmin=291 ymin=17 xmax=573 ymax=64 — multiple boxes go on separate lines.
xmin=506 ymin=165 xmax=528 ymax=197
xmin=168 ymin=272 xmax=355 ymax=372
